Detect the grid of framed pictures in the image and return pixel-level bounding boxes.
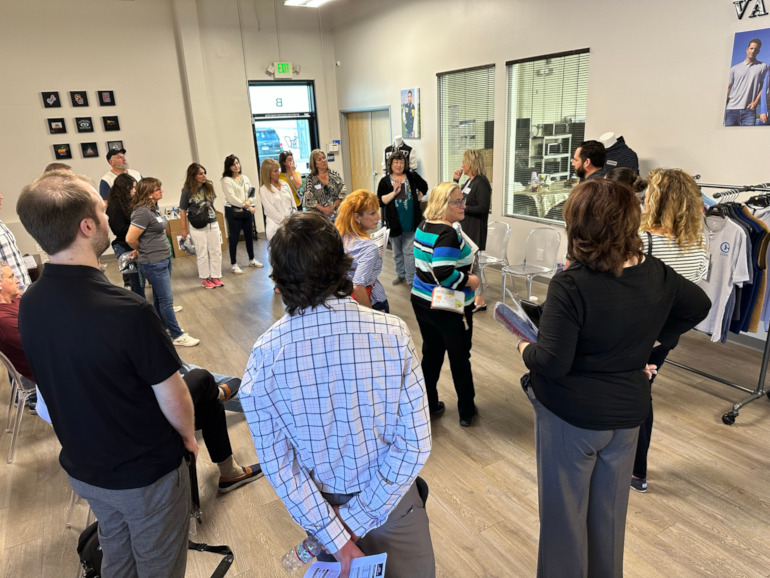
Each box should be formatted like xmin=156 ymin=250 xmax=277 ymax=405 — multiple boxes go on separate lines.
xmin=41 ymin=90 xmax=122 ymax=159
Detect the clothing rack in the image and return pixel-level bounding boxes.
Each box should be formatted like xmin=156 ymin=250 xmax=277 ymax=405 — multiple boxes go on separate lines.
xmin=666 ymin=181 xmax=770 ymax=425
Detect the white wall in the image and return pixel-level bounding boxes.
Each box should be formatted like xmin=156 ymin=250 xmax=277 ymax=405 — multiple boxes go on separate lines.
xmin=329 ymin=0 xmax=770 ymax=261
xmin=0 ymin=0 xmax=192 ymax=252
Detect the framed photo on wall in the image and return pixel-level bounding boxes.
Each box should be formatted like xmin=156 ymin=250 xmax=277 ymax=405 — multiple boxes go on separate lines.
xmin=98 ymin=90 xmax=116 ymax=106
xmin=400 ymin=88 xmax=420 ymax=139
xmin=47 ymin=118 xmax=66 ymax=134
xmin=42 ymin=91 xmax=61 ymax=108
xmin=102 ymin=116 xmax=120 ymax=131
xmin=725 ymin=27 xmax=770 ymax=127
xmin=70 ymin=91 xmax=89 ymax=107
xmin=107 ymin=140 xmax=124 ymax=152
xmin=53 ymin=144 xmax=72 ymax=160
xmin=75 ymin=117 xmax=94 ymax=133
xmin=81 ymin=142 xmax=99 ymax=158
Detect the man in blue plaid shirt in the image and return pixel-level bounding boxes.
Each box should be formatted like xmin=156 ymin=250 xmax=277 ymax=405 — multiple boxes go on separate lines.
xmin=242 ymin=212 xmax=435 ymax=578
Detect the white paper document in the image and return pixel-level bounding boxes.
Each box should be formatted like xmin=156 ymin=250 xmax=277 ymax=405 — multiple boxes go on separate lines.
xmin=303 ymin=553 xmax=387 ymax=578
xmin=370 ymin=227 xmax=390 ymax=258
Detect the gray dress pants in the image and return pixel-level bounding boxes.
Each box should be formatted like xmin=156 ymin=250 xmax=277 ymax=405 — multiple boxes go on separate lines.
xmin=317 ymin=477 xmax=436 ymax=578
xmin=525 ymin=384 xmax=639 ymax=578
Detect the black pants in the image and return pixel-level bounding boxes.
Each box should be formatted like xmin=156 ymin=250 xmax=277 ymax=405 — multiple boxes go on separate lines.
xmin=183 ymin=368 xmax=231 ymax=463
xmin=632 ymin=337 xmax=678 ymax=479
xmin=412 ymin=300 xmax=475 ymax=421
xmin=225 ymin=206 xmax=254 ymax=264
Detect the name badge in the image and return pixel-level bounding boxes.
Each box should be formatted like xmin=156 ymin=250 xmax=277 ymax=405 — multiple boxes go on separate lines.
xmin=314 ymin=184 xmax=322 ymax=190
xmin=156 ymin=216 xmax=164 ymax=223
xmin=463 ymin=185 xmax=471 ymax=195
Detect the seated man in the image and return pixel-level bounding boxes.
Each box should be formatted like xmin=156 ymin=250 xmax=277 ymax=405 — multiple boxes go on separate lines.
xmin=0 ymin=262 xmax=258 ymax=493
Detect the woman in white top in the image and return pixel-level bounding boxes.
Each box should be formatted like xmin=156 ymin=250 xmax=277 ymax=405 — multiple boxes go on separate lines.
xmin=259 ymin=158 xmax=296 ymax=241
xmin=220 ymin=154 xmax=263 ymax=274
xmin=631 ymin=167 xmax=708 ymax=494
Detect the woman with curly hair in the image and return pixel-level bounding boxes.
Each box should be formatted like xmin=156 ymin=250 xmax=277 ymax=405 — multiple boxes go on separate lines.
xmin=631 ymin=168 xmax=708 ymax=493
xmin=107 ymin=173 xmax=145 ymax=298
xmin=517 ymin=178 xmax=709 ymax=577
xmin=180 ymin=163 xmax=223 ymax=289
xmin=336 ymin=189 xmax=388 ymax=312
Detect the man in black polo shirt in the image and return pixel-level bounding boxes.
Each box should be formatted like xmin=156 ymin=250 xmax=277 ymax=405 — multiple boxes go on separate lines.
xmin=17 ymin=171 xmax=196 ymax=578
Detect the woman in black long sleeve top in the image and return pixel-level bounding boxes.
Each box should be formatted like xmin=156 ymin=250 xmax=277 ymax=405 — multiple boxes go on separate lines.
xmin=106 ymin=173 xmax=145 ymax=298
xmin=453 ymin=149 xmax=491 ymax=310
xmin=516 ymin=179 xmax=710 ymax=578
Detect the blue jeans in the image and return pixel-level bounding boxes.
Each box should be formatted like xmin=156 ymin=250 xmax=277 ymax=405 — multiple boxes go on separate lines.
xmin=139 ymin=258 xmax=183 ymax=339
xmin=391 ymin=231 xmax=415 ymax=283
xmin=113 ymin=242 xmax=146 ymax=299
xmin=725 ymin=108 xmax=756 ymax=126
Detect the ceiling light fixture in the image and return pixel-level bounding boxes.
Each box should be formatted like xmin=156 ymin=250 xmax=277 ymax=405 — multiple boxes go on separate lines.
xmin=284 ymin=0 xmax=333 ymax=7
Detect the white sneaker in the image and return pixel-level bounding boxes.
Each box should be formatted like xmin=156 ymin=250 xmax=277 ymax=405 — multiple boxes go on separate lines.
xmin=172 ymin=333 xmax=200 ymax=347
xmin=173 ymin=305 xmax=183 ymax=313
xmin=231 ymin=265 xmax=243 ymax=274
xmin=248 ymin=259 xmax=264 ymax=268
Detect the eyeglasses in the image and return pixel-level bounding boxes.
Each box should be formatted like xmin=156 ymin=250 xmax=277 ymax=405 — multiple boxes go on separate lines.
xmin=448 ymin=198 xmax=466 ymax=206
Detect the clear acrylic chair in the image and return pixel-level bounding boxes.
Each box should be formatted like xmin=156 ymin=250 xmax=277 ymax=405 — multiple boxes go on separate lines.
xmin=477 ymin=221 xmax=511 ymax=291
xmin=3 ymin=350 xmax=36 ymax=464
xmin=502 ymin=228 xmax=561 ymax=301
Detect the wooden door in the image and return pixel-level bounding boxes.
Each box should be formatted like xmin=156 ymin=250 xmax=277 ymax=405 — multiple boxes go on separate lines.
xmin=345 ymin=109 xmax=392 ymax=192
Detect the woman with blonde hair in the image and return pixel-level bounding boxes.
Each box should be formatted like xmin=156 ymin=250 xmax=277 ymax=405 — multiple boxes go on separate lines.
xmin=304 ymin=149 xmax=346 ymax=221
xmin=631 ymin=168 xmax=708 ymax=493
xmin=335 ymin=189 xmax=389 ymax=312
xmin=180 ymin=163 xmax=223 ymax=289
xmin=126 ymin=178 xmax=200 ymax=347
xmin=411 ymin=182 xmax=481 ymax=426
xmin=259 ymin=158 xmax=295 ymax=242
xmin=453 ymin=149 xmax=492 ymax=311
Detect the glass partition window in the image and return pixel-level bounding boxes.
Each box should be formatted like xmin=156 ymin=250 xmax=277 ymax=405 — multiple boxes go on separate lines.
xmin=504 ymin=50 xmax=590 ymax=222
xmin=438 ymin=65 xmax=495 ymax=185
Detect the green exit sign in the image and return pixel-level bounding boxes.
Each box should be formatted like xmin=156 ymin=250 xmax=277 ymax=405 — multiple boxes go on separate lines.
xmin=275 ymin=62 xmax=292 ymax=78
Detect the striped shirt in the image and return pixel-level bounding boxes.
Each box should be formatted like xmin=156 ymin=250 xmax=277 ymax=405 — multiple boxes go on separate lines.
xmin=240 ymin=298 xmax=431 ymax=552
xmin=412 ymin=221 xmax=474 ymax=306
xmin=640 ymin=231 xmax=708 ymax=282
xmin=344 ymin=235 xmax=387 ymax=305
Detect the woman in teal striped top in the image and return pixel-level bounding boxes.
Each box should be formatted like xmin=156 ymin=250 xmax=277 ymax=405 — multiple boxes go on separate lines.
xmin=411 ymin=182 xmax=481 ymax=427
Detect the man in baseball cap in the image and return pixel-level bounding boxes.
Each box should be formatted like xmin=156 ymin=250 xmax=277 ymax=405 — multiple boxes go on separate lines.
xmin=99 ymin=148 xmax=142 ymax=200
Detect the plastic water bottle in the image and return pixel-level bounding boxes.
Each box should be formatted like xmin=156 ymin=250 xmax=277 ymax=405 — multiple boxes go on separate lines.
xmin=530 ymin=171 xmax=539 ymax=192
xmin=281 ymin=535 xmax=323 ymax=572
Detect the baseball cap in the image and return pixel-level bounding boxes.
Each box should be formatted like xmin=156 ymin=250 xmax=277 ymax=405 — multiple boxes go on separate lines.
xmin=106 ymin=148 xmax=126 ymax=161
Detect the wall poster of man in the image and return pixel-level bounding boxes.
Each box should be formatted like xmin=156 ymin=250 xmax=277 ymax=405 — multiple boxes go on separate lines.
xmin=725 ymin=28 xmax=770 ymax=126
xmin=400 ymin=88 xmax=420 ymax=139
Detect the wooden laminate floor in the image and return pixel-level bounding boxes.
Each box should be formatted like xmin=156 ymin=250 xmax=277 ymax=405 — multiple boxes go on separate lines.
xmin=1 ymin=239 xmax=770 ymax=577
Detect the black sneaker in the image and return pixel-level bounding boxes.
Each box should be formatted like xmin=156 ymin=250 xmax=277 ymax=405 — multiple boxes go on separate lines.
xmin=391 ymin=277 xmax=405 ymax=285
xmin=430 ymin=401 xmax=445 ymax=418
xmin=631 ymin=477 xmax=647 ymax=493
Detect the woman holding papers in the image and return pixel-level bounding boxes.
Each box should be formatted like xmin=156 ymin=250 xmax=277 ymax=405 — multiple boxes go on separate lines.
xmin=516 ymin=179 xmax=709 ymax=578
xmin=411 ymin=182 xmax=481 ymax=427
xmin=377 ymin=151 xmax=428 ymax=287
xmin=336 ymin=190 xmax=389 ymax=312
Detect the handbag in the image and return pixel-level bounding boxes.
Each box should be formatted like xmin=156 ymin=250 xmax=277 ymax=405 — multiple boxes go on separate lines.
xmin=186 ymin=200 xmax=210 ymax=229
xmin=230 ymin=206 xmax=250 ymax=220
xmin=428 ymin=266 xmax=465 ymax=314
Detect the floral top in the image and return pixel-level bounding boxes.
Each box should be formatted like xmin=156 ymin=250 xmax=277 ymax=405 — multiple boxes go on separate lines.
xmin=304 ymin=170 xmax=346 ymax=220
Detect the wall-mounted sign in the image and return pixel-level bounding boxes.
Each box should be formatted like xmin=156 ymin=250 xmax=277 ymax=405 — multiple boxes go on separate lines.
xmin=735 ymin=0 xmax=769 ymax=19
xmin=274 ymin=61 xmax=293 ymax=79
